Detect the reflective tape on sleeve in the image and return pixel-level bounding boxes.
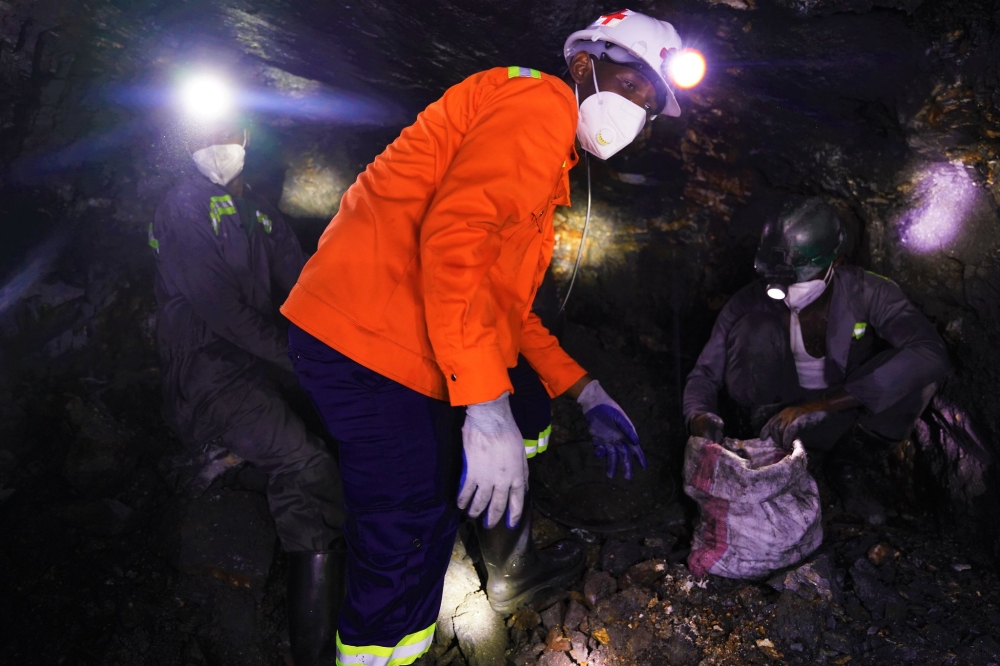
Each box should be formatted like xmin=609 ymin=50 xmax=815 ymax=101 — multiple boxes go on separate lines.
xmin=336 ymin=624 xmax=435 ymax=666
xmin=507 ymin=66 xmax=541 ymax=79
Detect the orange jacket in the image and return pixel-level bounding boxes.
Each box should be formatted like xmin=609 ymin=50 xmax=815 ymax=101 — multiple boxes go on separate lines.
xmin=281 ymin=66 xmax=587 ymax=406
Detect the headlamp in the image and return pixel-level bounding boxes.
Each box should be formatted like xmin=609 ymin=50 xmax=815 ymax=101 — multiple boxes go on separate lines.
xmin=756 ymin=248 xmax=797 ymax=301
xmin=178 ymin=72 xmax=235 ymax=123
xmin=667 ymin=49 xmax=706 ymax=89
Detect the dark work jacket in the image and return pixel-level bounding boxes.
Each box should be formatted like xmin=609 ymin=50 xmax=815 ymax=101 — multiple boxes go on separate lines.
xmin=150 ymin=176 xmax=305 ymax=443
xmin=683 ymin=265 xmax=951 ymax=423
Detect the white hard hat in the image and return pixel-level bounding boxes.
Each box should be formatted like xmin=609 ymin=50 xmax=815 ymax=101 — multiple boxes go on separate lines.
xmin=564 ymin=9 xmax=683 ymax=117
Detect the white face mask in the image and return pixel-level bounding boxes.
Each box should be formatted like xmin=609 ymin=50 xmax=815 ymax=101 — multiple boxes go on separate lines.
xmin=192 ymin=131 xmax=246 ymax=186
xmin=785 ymin=264 xmax=834 ymax=312
xmin=576 ymin=65 xmax=646 ymax=160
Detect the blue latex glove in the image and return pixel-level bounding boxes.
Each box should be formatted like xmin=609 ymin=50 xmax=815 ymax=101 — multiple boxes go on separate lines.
xmin=576 ymin=380 xmax=646 ymax=480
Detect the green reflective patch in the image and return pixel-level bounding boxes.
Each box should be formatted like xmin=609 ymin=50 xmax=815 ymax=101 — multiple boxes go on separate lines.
xmin=508 ymin=66 xmax=541 ymax=79
xmin=256 ymin=210 xmax=273 ymax=233
xmin=209 ymin=195 xmax=236 ymax=236
xmin=853 ymin=322 xmax=867 ymax=339
xmin=147 ymin=222 xmax=159 ymax=253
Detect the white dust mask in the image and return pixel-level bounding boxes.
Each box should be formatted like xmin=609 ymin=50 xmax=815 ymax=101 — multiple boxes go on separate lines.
xmin=575 ymin=65 xmax=646 ymax=160
xmin=192 ymin=131 xmax=246 ymax=186
xmin=785 ymin=263 xmax=834 ymax=312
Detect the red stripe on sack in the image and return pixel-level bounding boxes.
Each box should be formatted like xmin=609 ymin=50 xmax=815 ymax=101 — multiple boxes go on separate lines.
xmin=687 ymin=443 xmax=729 ymax=577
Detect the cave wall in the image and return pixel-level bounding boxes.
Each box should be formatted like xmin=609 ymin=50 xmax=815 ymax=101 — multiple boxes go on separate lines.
xmin=1 ymin=0 xmax=1000 ymax=554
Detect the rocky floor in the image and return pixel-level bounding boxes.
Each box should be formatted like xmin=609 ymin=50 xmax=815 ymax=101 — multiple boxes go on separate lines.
xmin=1 ymin=323 xmax=999 ymax=666
xmin=421 ymin=488 xmax=1000 ymax=666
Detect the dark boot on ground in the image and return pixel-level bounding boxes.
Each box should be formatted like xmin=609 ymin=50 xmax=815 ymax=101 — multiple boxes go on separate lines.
xmin=826 ymin=425 xmax=895 ymax=526
xmin=475 ymin=509 xmax=584 ymax=615
xmin=287 ymin=549 xmax=346 ymax=666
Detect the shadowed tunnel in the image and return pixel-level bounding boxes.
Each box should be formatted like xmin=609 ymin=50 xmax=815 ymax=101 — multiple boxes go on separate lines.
xmin=2 ymin=0 xmax=1000 ymax=664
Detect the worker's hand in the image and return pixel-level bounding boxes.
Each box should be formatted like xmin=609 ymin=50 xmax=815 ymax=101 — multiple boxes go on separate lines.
xmin=690 ymin=412 xmax=724 ymax=443
xmin=576 ymin=380 xmax=646 ymax=480
xmin=760 ymin=403 xmax=825 ymax=448
xmin=458 ymin=392 xmax=529 ymax=529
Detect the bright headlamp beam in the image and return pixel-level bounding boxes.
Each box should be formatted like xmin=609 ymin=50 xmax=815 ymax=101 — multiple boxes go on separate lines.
xmin=767 ymin=285 xmax=787 ymax=300
xmin=668 ymin=49 xmax=706 ymax=89
xmin=179 ymin=73 xmax=234 ymax=123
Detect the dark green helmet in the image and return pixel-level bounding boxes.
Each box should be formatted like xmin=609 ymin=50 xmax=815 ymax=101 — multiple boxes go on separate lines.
xmin=755 ymin=198 xmax=845 ymax=288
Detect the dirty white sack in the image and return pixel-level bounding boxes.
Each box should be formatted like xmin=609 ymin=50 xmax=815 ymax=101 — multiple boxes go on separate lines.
xmin=683 ymin=436 xmax=822 ymax=579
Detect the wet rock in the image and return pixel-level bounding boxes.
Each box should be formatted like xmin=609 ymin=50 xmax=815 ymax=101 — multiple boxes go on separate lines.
xmin=591 ymin=587 xmax=652 ymax=624
xmin=567 ymin=630 xmax=588 ymax=664
xmin=618 ymin=559 xmax=668 ymax=590
xmin=540 ymin=601 xmax=565 ymax=630
xmin=62 ymin=395 xmax=138 ymax=497
xmin=536 ymin=651 xmax=573 ymax=666
xmin=868 ymin=542 xmax=899 ymax=567
xmin=769 ymin=553 xmax=840 ymax=603
xmin=664 ymin=634 xmax=700 ymax=666
xmin=849 ymin=558 xmax=906 ymax=620
xmin=563 ymin=599 xmax=587 ymax=631
xmin=583 ymin=570 xmax=616 ymax=608
xmin=544 ymin=626 xmax=571 ymax=652
xmin=598 ymin=538 xmax=644 ymax=576
xmin=175 ymin=488 xmax=276 ymax=589
xmin=510 ymin=643 xmax=545 ymax=666
xmin=454 ymin=591 xmax=505 ymax=666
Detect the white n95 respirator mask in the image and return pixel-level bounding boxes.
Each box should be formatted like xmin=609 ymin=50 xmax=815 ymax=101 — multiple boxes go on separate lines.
xmin=191 ymin=131 xmax=246 ymax=186
xmin=576 ymin=66 xmax=647 ymax=160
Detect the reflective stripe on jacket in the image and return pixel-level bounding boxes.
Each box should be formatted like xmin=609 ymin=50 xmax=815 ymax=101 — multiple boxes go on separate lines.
xmin=281 ymin=67 xmax=587 ymax=406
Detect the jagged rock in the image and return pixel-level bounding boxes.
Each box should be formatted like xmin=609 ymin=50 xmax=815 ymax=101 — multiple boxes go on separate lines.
xmin=568 ymin=630 xmax=589 ymax=664
xmin=511 ymin=643 xmax=545 ymax=666
xmin=583 ymin=570 xmax=616 ymax=608
xmin=618 ymin=559 xmax=668 ymax=590
xmin=540 ymin=601 xmax=566 ymax=630
xmin=175 ymin=488 xmax=276 ymax=588
xmin=664 ymin=634 xmax=700 ymax=666
xmin=598 ymin=538 xmax=644 ymax=577
xmin=563 ymin=599 xmax=587 ymax=631
xmin=454 ymin=590 xmax=506 ymax=666
xmin=769 ymin=553 xmax=840 ymax=604
xmin=770 ymin=589 xmax=825 ymax=647
xmin=537 ymin=651 xmax=574 ymax=666
xmin=437 ymin=538 xmax=486 ymax=647
xmin=849 ymin=558 xmax=906 ymax=621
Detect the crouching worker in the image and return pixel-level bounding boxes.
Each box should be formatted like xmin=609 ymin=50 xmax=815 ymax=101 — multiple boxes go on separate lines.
xmin=683 ymin=197 xmax=951 ymax=525
xmin=150 ymin=118 xmax=346 ymax=665
xmin=279 ymin=9 xmax=689 ymax=662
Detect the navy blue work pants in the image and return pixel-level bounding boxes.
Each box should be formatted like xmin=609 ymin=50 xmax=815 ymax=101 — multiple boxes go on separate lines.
xmin=288 ymin=324 xmax=463 ymax=659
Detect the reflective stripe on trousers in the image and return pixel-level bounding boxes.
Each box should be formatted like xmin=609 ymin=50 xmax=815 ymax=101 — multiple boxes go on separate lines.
xmin=336 ymin=624 xmax=435 ymax=666
xmin=524 ymin=424 xmax=552 ymax=459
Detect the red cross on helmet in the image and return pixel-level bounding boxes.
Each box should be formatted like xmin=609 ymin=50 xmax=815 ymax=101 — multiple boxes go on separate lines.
xmin=563 ymin=9 xmax=685 ymax=117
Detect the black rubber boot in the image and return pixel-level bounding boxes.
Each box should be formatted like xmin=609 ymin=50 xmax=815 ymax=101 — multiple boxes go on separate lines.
xmin=475 ymin=508 xmax=584 ymax=615
xmin=287 ymin=550 xmax=346 ymax=666
xmin=826 ymin=425 xmax=894 ymax=526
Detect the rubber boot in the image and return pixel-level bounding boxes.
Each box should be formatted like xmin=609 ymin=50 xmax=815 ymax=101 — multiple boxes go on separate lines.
xmin=475 ymin=508 xmax=584 ymax=614
xmin=287 ymin=550 xmax=346 ymax=666
xmin=826 ymin=425 xmax=892 ymax=526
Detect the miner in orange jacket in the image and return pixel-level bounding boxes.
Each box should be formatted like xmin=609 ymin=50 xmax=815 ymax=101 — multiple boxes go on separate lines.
xmin=281 ymin=10 xmax=690 ymax=664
